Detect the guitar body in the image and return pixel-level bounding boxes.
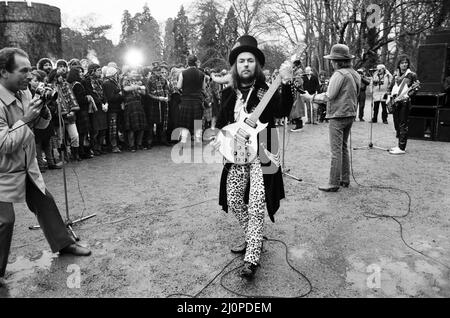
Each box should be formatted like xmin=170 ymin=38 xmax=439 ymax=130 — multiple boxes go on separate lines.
xmin=216 ymin=108 xmax=268 ymax=165
xmin=387 ymin=81 xmax=420 ymax=113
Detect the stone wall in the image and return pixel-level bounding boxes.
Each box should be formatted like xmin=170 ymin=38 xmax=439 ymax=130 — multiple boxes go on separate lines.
xmin=0 ymin=1 xmax=62 ymax=65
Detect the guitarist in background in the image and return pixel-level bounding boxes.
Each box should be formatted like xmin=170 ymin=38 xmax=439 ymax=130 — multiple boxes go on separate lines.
xmin=387 ymin=55 xmax=419 ymax=155
xmin=212 ymin=35 xmax=295 ymax=279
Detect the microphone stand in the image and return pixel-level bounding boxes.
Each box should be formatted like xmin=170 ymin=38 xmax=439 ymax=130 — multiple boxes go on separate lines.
xmin=353 ymin=79 xmax=388 ymax=151
xmin=281 ymin=117 xmax=302 ymax=182
xmin=29 ymin=100 xmax=96 ymax=241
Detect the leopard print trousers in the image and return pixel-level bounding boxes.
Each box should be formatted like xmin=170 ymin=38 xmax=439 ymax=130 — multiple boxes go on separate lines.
xmin=226 ymin=158 xmax=266 ymax=266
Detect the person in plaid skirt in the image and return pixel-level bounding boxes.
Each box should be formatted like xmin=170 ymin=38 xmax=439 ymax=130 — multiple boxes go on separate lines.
xmin=102 ymin=66 xmax=123 ymax=153
xmin=145 ymin=65 xmax=170 ymax=147
xmin=177 ymin=55 xmax=206 ymax=144
xmin=122 ymin=69 xmax=147 ymax=152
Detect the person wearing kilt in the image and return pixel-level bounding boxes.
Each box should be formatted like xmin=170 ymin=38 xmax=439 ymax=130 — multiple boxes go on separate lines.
xmin=146 ymin=65 xmax=170 ymax=147
xmin=83 ymin=64 xmax=108 ymax=156
xmin=102 ymin=67 xmax=124 ymax=153
xmin=67 ymin=67 xmax=94 ymax=159
xmin=122 ymin=70 xmax=147 ymax=152
xmin=177 ymin=55 xmax=206 ymax=144
xmin=167 ymin=65 xmax=184 ymax=143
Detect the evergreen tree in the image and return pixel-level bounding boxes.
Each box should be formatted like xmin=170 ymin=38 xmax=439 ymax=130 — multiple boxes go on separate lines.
xmin=197 ymin=0 xmax=221 ymax=65
xmin=134 ymin=4 xmax=163 ymax=64
xmin=163 ymin=18 xmax=176 ymax=64
xmin=118 ymin=6 xmax=163 ymax=65
xmin=119 ymin=10 xmax=135 ymax=46
xmin=220 ymin=6 xmax=239 ymax=62
xmin=173 ymin=6 xmax=190 ymax=64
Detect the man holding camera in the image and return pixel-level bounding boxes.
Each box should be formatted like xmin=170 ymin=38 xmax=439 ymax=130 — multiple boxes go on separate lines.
xmin=0 ymin=48 xmax=91 ymax=287
xmin=372 ymin=64 xmax=392 ymax=124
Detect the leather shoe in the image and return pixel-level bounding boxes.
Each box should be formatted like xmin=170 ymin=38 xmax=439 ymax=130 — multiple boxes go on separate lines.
xmin=340 ymin=181 xmax=350 ymax=188
xmin=59 ymin=243 xmax=91 ymax=256
xmin=318 ymin=185 xmax=340 ymax=192
xmin=230 ymin=242 xmax=247 ymax=254
xmin=240 ymin=262 xmax=258 ymax=279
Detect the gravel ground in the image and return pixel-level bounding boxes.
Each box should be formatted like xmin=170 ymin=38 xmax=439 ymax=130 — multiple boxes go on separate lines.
xmin=1 ymin=104 xmax=449 ymax=298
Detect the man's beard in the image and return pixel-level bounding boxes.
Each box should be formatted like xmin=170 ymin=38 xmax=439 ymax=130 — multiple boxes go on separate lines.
xmin=240 ymin=72 xmax=255 ymax=86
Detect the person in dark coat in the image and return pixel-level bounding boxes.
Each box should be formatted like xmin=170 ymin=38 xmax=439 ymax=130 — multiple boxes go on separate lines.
xmin=67 ymin=67 xmax=94 ymax=159
xmin=177 ymin=55 xmax=206 ymax=144
xmin=83 ymin=63 xmax=108 ymax=155
xmin=211 ymin=35 xmax=295 ymax=279
xmin=103 ymin=67 xmax=124 ymax=153
xmin=356 ymin=68 xmax=371 ymax=121
xmin=29 ymin=70 xmax=61 ymax=171
xmin=387 ymin=54 xmax=419 ymax=155
xmin=146 ymin=65 xmax=170 ymax=147
xmin=302 ymin=66 xmax=320 ymax=124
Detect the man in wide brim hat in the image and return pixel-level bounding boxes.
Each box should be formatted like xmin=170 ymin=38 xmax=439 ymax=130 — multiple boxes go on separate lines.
xmin=229 ymin=35 xmax=266 ymax=67
xmin=301 ymin=42 xmax=361 ymax=193
xmin=323 ymin=44 xmax=355 ymax=60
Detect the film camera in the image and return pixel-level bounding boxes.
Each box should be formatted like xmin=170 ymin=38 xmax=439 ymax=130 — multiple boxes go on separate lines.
xmin=35 ymin=85 xmax=58 ymax=105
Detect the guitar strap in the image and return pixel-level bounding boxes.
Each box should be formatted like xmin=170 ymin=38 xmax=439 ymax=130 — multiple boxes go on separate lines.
xmin=395 ymin=69 xmax=411 ymax=97
xmin=234 ymin=86 xmax=254 ymax=121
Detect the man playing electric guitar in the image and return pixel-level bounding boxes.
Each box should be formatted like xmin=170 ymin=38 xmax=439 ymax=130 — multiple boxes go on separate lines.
xmin=387 ymin=54 xmax=419 ymax=155
xmin=210 ymin=35 xmax=295 ymax=279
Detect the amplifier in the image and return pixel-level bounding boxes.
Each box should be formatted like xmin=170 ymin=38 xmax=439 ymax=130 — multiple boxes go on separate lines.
xmin=417 ymin=43 xmax=449 ymax=93
xmin=411 ymin=93 xmax=447 ymax=107
xmin=408 ymin=107 xmax=436 ymax=140
xmin=425 ymin=33 xmax=450 ymax=45
xmin=435 ymin=109 xmax=450 ymax=142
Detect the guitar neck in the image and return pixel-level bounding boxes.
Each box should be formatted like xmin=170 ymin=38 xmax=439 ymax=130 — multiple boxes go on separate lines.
xmin=248 ymin=75 xmax=282 ymax=123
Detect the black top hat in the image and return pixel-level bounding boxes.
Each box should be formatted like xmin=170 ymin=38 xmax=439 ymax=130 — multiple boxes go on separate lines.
xmin=229 ymin=35 xmax=265 ymax=67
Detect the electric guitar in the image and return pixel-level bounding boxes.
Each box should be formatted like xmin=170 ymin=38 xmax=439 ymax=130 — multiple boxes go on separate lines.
xmin=387 ymin=81 xmax=420 ymax=113
xmin=213 ymin=48 xmax=302 ymax=165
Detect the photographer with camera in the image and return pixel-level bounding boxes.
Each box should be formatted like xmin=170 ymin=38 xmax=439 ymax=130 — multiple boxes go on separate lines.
xmin=0 ymin=48 xmax=91 ymax=287
xmin=29 ymin=70 xmax=62 ymax=171
xmin=371 ymin=64 xmax=392 ymax=124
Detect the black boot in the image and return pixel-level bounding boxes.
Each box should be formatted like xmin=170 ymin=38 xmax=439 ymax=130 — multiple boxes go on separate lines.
xmin=240 ymin=262 xmax=258 ymax=279
xmin=79 ymin=146 xmax=93 ymax=159
xmin=71 ymin=147 xmax=82 ymax=161
xmin=290 ymin=119 xmax=303 ymax=132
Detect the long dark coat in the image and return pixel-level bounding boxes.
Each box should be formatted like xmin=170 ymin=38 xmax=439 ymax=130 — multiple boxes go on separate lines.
xmin=216 ymin=80 xmax=294 ymax=222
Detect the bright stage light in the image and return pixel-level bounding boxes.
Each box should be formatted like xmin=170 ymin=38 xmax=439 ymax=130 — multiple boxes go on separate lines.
xmin=124 ymin=48 xmax=144 ymax=68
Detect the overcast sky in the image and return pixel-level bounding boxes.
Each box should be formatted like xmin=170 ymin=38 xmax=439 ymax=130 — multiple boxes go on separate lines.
xmin=33 ymin=0 xmax=193 ymax=44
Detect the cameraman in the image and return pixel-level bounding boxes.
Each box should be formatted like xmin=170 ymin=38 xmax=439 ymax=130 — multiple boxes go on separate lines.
xmin=29 ymin=70 xmax=61 ymax=171
xmin=371 ymin=64 xmax=392 ymax=124
xmin=0 ymin=48 xmax=91 ymax=287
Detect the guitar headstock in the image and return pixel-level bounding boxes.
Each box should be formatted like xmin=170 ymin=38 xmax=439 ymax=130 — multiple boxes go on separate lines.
xmin=411 ymin=80 xmax=421 ymax=90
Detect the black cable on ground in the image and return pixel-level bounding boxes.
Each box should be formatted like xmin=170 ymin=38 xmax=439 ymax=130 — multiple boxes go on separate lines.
xmin=349 ymin=131 xmax=450 ymax=270
xmin=167 ymin=238 xmax=313 ymax=298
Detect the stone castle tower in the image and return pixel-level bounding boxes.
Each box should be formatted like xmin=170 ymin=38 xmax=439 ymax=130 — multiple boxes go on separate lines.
xmin=0 ymin=1 xmax=62 ymax=65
